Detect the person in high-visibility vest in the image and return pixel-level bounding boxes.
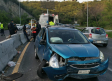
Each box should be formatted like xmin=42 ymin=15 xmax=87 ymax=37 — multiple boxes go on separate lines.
xmin=0 ymin=23 xmax=5 ymax=36
xmin=49 ymin=21 xmax=55 ymax=26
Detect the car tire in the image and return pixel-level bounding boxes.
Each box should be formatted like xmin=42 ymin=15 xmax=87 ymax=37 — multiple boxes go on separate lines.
xmin=37 ymin=60 xmax=47 ymax=79
xmin=103 ymin=44 xmax=107 ymax=47
xmin=34 ymin=48 xmax=38 ymax=59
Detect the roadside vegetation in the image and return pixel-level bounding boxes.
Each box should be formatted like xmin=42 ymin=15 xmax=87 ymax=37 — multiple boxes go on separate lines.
xmin=0 ymin=0 xmax=32 ymax=30
xmin=0 ymin=10 xmax=31 ymax=30
xmin=22 ymin=0 xmax=112 ymax=30
xmin=106 ymin=32 xmax=112 ymax=38
xmin=1 ymin=0 xmax=112 ymax=30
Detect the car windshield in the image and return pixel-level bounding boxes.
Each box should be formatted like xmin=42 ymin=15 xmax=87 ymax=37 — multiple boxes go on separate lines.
xmin=91 ymin=28 xmax=105 ymax=34
xmin=48 ymin=29 xmax=89 ymax=44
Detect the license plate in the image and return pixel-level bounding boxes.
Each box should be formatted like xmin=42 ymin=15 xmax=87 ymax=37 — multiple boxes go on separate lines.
xmin=97 ymin=41 xmax=102 ymax=43
xmin=78 ymin=70 xmax=90 ymax=74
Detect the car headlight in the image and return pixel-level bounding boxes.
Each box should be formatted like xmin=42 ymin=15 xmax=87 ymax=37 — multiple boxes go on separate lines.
xmin=49 ymin=53 xmax=59 ymax=68
xmin=49 ymin=53 xmax=66 ymax=68
xmin=100 ymin=51 xmax=105 ymax=62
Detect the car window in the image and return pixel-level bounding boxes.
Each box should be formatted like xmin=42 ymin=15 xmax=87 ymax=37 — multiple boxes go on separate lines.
xmin=38 ymin=29 xmax=43 ymax=38
xmin=42 ymin=29 xmax=46 ymax=40
xmin=82 ymin=29 xmax=89 ymax=33
xmin=91 ymin=28 xmax=105 ymax=34
xmin=48 ymin=29 xmax=89 ymax=44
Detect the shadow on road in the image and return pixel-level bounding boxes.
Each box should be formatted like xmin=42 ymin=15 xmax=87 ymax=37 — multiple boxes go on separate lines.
xmin=63 ymin=77 xmax=99 ymax=81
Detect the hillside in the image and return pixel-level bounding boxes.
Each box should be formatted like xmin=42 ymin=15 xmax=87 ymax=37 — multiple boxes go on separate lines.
xmin=0 ymin=0 xmax=33 ymax=29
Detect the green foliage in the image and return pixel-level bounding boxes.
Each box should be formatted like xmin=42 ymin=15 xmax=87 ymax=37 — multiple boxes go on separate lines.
xmin=2 ymin=1 xmax=112 ymax=30
xmin=13 ymin=13 xmax=32 ymax=25
xmin=106 ymin=32 xmax=112 ymax=38
xmin=0 ymin=10 xmax=31 ymax=30
xmin=0 ymin=10 xmax=10 ymax=29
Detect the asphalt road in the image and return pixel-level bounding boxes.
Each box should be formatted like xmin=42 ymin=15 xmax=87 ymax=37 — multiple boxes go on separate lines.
xmin=9 ymin=38 xmax=111 ymax=81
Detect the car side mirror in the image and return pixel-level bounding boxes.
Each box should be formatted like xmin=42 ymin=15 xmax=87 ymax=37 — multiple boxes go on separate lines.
xmin=39 ymin=40 xmax=46 ymax=45
xmin=89 ymin=39 xmax=93 ymax=43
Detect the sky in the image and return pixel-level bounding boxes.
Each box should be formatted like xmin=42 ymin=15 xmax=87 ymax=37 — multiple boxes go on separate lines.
xmin=19 ymin=0 xmax=94 ymax=3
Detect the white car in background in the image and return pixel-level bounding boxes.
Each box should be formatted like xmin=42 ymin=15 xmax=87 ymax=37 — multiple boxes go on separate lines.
xmin=82 ymin=27 xmax=108 ymax=47
xmin=26 ymin=24 xmax=31 ymax=29
xmin=16 ymin=24 xmax=23 ymax=30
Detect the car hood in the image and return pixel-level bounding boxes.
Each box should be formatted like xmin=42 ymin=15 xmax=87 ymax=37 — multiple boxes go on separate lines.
xmin=50 ymin=44 xmax=99 ymax=59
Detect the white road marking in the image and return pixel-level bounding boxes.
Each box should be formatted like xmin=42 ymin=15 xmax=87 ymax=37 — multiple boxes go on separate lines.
xmin=108 ymin=68 xmax=112 ymax=72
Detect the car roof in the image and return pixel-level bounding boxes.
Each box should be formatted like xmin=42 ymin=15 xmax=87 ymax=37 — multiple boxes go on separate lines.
xmin=47 ymin=26 xmax=78 ymax=30
xmin=85 ymin=27 xmax=101 ymax=29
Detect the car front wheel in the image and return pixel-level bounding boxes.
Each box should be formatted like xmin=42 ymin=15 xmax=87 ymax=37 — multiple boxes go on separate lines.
xmin=37 ymin=60 xmax=47 ymax=79
xmin=103 ymin=44 xmax=107 ymax=47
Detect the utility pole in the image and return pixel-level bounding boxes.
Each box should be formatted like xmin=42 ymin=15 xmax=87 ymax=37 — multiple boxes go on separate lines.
xmin=47 ymin=9 xmax=49 ymax=14
xmin=19 ymin=1 xmax=21 ymax=25
xmin=87 ymin=0 xmax=88 ymax=27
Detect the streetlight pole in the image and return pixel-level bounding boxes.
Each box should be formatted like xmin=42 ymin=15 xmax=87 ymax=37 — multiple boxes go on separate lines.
xmin=87 ymin=0 xmax=88 ymax=27
xmin=47 ymin=9 xmax=49 ymax=14
xmin=19 ymin=0 xmax=21 ymax=25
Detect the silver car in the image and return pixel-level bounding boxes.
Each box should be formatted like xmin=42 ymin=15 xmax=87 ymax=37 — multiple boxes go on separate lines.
xmin=82 ymin=27 xmax=108 ymax=47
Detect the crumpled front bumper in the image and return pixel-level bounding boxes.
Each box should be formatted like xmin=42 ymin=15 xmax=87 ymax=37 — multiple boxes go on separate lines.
xmin=43 ymin=59 xmax=109 ymax=81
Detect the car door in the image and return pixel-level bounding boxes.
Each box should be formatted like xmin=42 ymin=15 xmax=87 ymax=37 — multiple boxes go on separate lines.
xmin=82 ymin=28 xmax=90 ymax=38
xmin=37 ymin=28 xmax=46 ymax=61
xmin=35 ymin=28 xmax=43 ymax=59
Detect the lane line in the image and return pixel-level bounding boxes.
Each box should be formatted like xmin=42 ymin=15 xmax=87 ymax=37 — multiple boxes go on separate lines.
xmin=108 ymin=68 xmax=112 ymax=72
xmin=12 ymin=38 xmax=33 ymax=74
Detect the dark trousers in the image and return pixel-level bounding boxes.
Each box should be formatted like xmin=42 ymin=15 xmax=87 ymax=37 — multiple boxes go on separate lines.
xmin=33 ymin=33 xmax=36 ymax=42
xmin=24 ymin=31 xmax=30 ymax=41
xmin=1 ymin=29 xmax=5 ymax=36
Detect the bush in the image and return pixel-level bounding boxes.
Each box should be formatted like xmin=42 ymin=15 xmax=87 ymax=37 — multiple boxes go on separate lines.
xmin=106 ymin=32 xmax=112 ymax=38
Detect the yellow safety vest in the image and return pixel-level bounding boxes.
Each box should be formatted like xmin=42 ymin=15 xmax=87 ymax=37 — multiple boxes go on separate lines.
xmin=49 ymin=22 xmax=54 ymax=26
xmin=0 ymin=24 xmax=4 ymax=29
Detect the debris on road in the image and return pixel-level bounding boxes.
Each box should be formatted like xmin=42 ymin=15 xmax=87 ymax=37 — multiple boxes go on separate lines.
xmin=17 ymin=51 xmax=21 ymax=54
xmin=8 ymin=61 xmax=16 ymax=67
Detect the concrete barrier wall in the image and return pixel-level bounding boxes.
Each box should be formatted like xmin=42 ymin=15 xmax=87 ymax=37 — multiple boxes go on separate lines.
xmin=0 ymin=38 xmax=17 ymax=71
xmin=27 ymin=30 xmax=32 ymax=39
xmin=11 ymin=34 xmax=22 ymax=48
xmin=19 ymin=33 xmax=27 ymax=44
xmin=0 ymin=31 xmax=31 ymax=71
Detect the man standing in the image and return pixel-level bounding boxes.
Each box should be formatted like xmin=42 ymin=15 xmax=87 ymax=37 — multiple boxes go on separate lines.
xmin=23 ymin=24 xmax=30 ymax=42
xmin=0 ymin=22 xmax=5 ymax=36
xmin=36 ymin=21 xmax=41 ymax=36
xmin=9 ymin=20 xmax=15 ymax=35
xmin=14 ymin=23 xmax=18 ymax=34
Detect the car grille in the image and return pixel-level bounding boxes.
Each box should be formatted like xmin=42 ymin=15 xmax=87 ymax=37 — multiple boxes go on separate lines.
xmin=68 ymin=57 xmax=99 ymax=61
xmin=70 ymin=63 xmax=100 ymax=69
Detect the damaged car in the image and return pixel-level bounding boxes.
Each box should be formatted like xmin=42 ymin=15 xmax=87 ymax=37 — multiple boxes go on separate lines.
xmin=34 ymin=26 xmax=109 ymax=81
